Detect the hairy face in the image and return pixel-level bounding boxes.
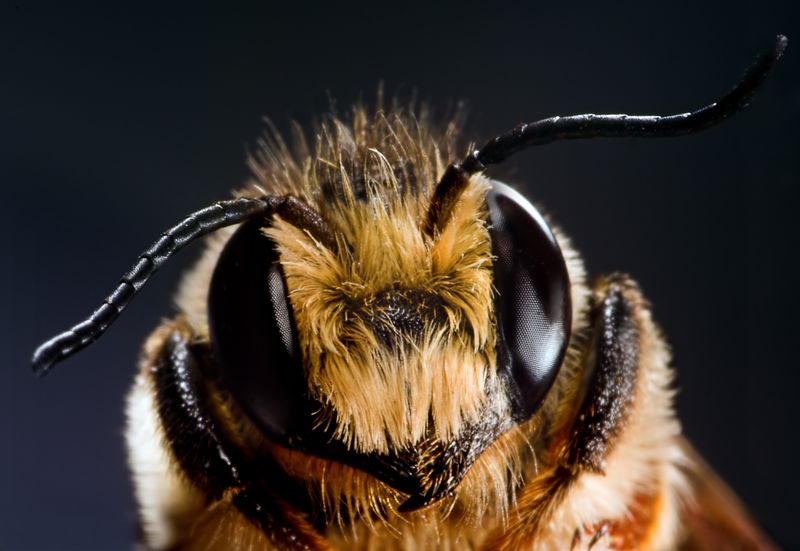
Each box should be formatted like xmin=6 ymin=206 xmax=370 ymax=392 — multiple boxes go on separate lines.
xmin=200 ymin=107 xmax=574 ymax=520
xmin=268 ymin=177 xmax=497 ymax=454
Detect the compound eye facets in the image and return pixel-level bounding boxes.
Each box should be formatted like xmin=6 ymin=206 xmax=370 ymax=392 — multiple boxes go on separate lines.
xmin=208 ymin=220 xmax=308 ymax=441
xmin=487 ymin=182 xmax=571 ymax=420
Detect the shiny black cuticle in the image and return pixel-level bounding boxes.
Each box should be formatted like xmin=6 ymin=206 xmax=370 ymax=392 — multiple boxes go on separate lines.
xmin=487 ymin=182 xmax=571 ymax=420
xmin=208 ymin=220 xmax=309 ymax=440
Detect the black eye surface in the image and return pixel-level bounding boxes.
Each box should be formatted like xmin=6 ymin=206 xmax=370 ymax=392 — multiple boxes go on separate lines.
xmin=208 ymin=219 xmax=308 ymax=440
xmin=487 ymin=182 xmax=571 ymax=420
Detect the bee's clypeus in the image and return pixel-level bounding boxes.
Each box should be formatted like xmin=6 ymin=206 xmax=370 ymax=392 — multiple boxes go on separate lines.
xmin=33 ymin=36 xmax=786 ymax=550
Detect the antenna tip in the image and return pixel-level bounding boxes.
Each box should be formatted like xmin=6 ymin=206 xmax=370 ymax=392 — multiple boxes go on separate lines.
xmin=31 ymin=332 xmax=74 ymax=377
xmin=31 ymin=347 xmax=55 ymax=377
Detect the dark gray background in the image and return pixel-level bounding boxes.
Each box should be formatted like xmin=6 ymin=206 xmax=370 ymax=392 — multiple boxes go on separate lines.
xmin=2 ymin=1 xmax=798 ymax=549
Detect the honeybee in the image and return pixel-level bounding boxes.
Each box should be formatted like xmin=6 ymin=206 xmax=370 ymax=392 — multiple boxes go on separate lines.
xmin=32 ymin=35 xmax=787 ymax=550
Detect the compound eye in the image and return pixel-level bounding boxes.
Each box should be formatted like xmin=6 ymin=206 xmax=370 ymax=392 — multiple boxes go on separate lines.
xmin=208 ymin=219 xmax=308 ymax=440
xmin=487 ymin=182 xmax=571 ymax=420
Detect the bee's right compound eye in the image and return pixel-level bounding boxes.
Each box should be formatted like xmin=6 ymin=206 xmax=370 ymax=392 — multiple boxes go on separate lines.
xmin=487 ymin=182 xmax=571 ymax=421
xmin=208 ymin=219 xmax=308 ymax=441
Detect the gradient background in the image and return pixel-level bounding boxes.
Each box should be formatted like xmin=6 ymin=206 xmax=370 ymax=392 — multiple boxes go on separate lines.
xmin=2 ymin=2 xmax=799 ymax=549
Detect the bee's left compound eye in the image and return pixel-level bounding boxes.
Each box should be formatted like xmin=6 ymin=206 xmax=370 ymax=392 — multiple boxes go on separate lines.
xmin=487 ymin=182 xmax=571 ymax=421
xmin=208 ymin=220 xmax=308 ymax=441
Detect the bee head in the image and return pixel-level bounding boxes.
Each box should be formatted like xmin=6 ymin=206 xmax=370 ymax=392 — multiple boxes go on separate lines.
xmin=208 ymin=113 xmax=571 ymax=512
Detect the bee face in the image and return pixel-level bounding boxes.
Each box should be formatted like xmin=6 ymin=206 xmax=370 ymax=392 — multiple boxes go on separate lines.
xmin=31 ymin=36 xmax=787 ymax=550
xmin=204 ymin=116 xmax=572 ymax=513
